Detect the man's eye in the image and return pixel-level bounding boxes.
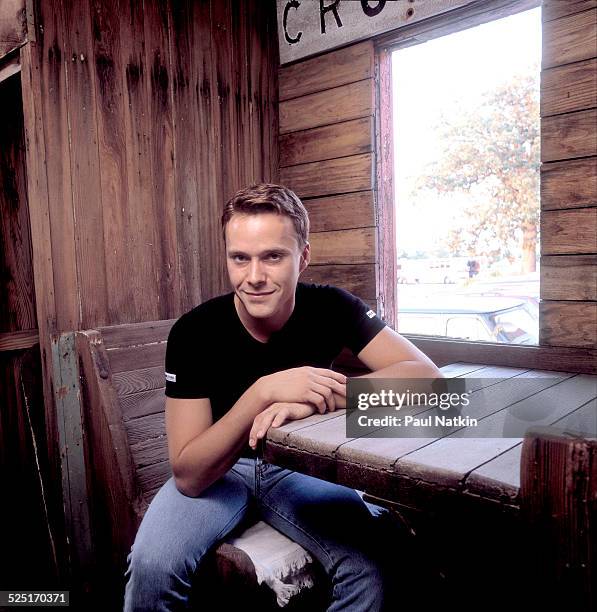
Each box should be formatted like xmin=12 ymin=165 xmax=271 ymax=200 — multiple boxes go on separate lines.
xmin=267 ymin=253 xmax=282 ymax=261
xmin=232 ymin=255 xmax=248 ymax=263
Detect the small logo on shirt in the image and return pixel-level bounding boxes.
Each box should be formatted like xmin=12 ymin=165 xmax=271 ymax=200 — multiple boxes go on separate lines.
xmin=366 ymin=310 xmax=376 ymax=319
xmin=165 ymin=372 xmax=176 ymax=383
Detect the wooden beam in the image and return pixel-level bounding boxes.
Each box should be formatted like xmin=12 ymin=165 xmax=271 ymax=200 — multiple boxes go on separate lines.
xmin=0 ymin=329 xmax=39 ymax=352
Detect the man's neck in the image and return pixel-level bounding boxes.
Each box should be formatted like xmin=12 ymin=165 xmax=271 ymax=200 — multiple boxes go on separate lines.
xmin=233 ymin=293 xmax=295 ymax=343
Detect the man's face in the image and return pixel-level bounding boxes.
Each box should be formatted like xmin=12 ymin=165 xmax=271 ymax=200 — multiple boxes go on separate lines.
xmin=225 ymin=212 xmax=310 ymax=322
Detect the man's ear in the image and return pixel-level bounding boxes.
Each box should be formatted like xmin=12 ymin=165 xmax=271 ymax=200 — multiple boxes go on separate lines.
xmin=300 ymin=242 xmax=311 ymax=272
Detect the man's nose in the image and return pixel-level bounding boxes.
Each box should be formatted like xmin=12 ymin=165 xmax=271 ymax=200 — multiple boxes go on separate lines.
xmin=247 ymin=259 xmax=266 ymax=284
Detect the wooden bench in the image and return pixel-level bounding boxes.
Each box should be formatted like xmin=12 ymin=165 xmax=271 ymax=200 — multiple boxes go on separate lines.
xmin=68 ymin=320 xmax=328 ymax=610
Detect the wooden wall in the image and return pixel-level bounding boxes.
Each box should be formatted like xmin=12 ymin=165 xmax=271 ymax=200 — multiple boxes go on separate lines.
xmin=22 ymin=0 xmax=278 ymax=334
xmin=278 ymin=41 xmax=379 ymax=314
xmin=0 ymin=74 xmax=53 ymax=588
xmin=540 ymin=1 xmax=597 ymax=348
xmin=17 ymin=0 xmax=279 ymax=586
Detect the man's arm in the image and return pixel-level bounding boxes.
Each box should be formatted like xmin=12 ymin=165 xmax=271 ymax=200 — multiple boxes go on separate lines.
xmin=355 ymin=326 xmax=444 ymax=378
xmin=167 ymin=366 xmax=347 ymax=497
xmin=166 ymin=382 xmax=267 ymax=497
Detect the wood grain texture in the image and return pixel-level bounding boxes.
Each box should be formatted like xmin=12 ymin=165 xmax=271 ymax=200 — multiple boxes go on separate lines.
xmin=541 ymin=208 xmax=597 ymax=254
xmin=542 ymin=0 xmax=597 ymax=22
xmin=279 ymin=40 xmax=373 ymax=102
xmin=0 ymin=329 xmax=38 ymax=351
xmin=0 ymin=74 xmax=36 ymax=333
xmin=541 ymin=58 xmax=597 ymax=117
xmin=541 ymin=255 xmax=597 ymax=301
xmin=540 ymin=301 xmax=597 ymax=347
xmin=300 ymin=264 xmax=377 ymax=299
xmin=542 ymin=8 xmax=597 ymax=69
xmin=309 ymin=228 xmax=376 ymax=265
xmin=541 ymin=157 xmax=597 ymax=210
xmin=542 ymin=109 xmax=597 ymax=162
xmin=303 ymin=191 xmax=375 ymax=232
xmin=279 ymin=79 xmax=374 ymax=134
xmin=0 ymin=0 xmax=27 ymax=58
xmin=280 ymin=117 xmax=373 ymax=167
xmin=280 ymin=153 xmax=374 ymax=198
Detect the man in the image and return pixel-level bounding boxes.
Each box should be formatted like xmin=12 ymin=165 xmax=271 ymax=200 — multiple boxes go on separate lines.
xmin=124 ymin=183 xmax=442 ymax=611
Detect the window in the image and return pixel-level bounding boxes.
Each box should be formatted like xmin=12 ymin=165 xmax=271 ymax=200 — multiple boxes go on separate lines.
xmin=391 ymin=6 xmax=542 ymax=345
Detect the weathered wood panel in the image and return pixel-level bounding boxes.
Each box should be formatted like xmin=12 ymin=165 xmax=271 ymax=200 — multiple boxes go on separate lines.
xmin=280 ymin=117 xmax=373 ymax=167
xmin=541 ymin=255 xmax=597 ymax=301
xmin=540 ymin=301 xmax=597 ymax=347
xmin=542 ymin=9 xmax=597 ymax=69
xmin=280 ymin=153 xmax=373 ymax=198
xmin=0 ymin=74 xmax=36 ymax=332
xmin=300 ymin=264 xmax=376 ymax=298
xmin=541 ymin=109 xmax=597 ymax=162
xmin=541 ymin=208 xmax=597 ymax=254
xmin=303 ymin=191 xmax=375 ymax=232
xmin=542 ymin=0 xmax=597 ymax=22
xmin=0 ymin=0 xmax=26 ymax=59
xmin=541 ymin=158 xmax=597 ymax=210
xmin=279 ymin=79 xmax=374 ymax=134
xmin=279 ymin=40 xmax=373 ymax=101
xmin=309 ymin=228 xmax=376 ymax=265
xmin=541 ymin=58 xmax=597 ymax=117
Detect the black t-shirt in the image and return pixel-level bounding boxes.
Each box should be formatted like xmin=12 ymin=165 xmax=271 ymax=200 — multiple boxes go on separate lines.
xmin=164 ymin=282 xmax=386 ymax=456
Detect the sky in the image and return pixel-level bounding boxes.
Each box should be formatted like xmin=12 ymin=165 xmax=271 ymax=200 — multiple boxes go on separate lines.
xmin=392 ymin=7 xmax=542 ymax=257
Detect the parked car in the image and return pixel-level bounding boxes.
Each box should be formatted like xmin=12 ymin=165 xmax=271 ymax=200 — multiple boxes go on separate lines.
xmin=397 ymin=296 xmax=539 ymax=344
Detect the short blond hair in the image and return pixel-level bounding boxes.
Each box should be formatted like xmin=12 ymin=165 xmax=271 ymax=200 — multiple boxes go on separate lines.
xmin=221 ymin=183 xmax=309 ymax=247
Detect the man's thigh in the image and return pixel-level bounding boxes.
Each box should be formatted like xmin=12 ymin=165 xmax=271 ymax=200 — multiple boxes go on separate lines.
xmin=257 ymin=464 xmax=381 ymax=569
xmin=131 ymin=468 xmax=252 ymax=563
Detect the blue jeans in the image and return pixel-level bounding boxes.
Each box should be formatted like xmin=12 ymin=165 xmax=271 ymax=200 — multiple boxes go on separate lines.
xmin=123 ymin=457 xmax=391 ymax=611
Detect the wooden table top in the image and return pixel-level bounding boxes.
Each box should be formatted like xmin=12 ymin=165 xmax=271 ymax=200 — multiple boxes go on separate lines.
xmin=263 ymin=363 xmax=597 ymax=514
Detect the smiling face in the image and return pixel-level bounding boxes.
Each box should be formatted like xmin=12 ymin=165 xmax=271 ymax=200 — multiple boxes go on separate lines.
xmin=225 ymin=212 xmax=310 ymax=332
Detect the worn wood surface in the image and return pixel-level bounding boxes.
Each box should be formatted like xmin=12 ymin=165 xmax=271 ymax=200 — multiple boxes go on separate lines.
xmin=279 ymin=117 xmax=373 ymax=167
xmin=302 ymin=191 xmax=375 ymax=233
xmin=541 ymin=208 xmax=597 ymax=254
xmin=264 ymin=365 xmax=597 ymax=513
xmin=279 ymin=79 xmax=374 ymax=134
xmin=542 ymin=0 xmax=597 ymax=22
xmin=308 ymin=228 xmax=376 ymax=265
xmin=521 ymin=427 xmax=596 ymax=610
xmin=542 ymin=8 xmax=597 ymax=69
xmin=280 ymin=153 xmax=374 ymax=198
xmin=540 ymin=301 xmax=597 ymax=348
xmin=541 ymin=255 xmax=597 ymax=301
xmin=300 ymin=264 xmax=376 ymax=299
xmin=541 ymin=158 xmax=597 ymax=210
xmin=541 ymin=58 xmax=597 ymax=117
xmin=279 ymin=40 xmax=373 ymax=102
xmin=542 ymin=109 xmax=597 ymax=162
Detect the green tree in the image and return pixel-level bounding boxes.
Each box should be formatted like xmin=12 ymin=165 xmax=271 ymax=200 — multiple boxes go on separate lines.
xmin=415 ymin=72 xmax=540 ymax=272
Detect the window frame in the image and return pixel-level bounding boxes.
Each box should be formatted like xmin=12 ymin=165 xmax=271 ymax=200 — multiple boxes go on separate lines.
xmin=371 ymin=0 xmax=595 ymax=371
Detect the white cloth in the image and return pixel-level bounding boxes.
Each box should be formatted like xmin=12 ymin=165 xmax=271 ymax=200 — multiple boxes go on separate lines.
xmin=227 ymin=521 xmax=316 ymax=607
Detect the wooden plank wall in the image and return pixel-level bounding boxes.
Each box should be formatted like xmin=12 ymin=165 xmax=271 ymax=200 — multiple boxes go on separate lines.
xmin=0 ymin=73 xmax=54 ymax=587
xmin=278 ymin=41 xmax=379 ymax=313
xmin=18 ymin=0 xmax=279 ymax=583
xmin=22 ymin=0 xmax=278 ymax=333
xmin=540 ymin=2 xmax=597 ymax=348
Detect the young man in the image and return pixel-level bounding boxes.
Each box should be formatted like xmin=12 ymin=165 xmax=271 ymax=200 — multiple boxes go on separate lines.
xmin=124 ymin=184 xmax=442 ymax=611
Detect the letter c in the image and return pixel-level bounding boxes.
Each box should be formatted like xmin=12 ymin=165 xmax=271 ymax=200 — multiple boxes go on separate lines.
xmin=283 ymin=0 xmax=302 ymax=45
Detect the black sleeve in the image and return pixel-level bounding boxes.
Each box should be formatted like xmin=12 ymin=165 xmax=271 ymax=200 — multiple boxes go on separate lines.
xmin=330 ymin=286 xmax=387 ymax=355
xmin=164 ymin=314 xmax=211 ymax=399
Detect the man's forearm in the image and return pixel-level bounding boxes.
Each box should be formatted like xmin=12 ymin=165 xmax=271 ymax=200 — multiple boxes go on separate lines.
xmin=174 ymin=381 xmax=267 ymax=497
xmin=356 ymin=359 xmax=444 ymax=379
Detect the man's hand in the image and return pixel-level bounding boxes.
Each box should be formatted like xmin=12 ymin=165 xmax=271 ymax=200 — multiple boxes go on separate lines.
xmin=249 ymin=402 xmax=316 ymax=449
xmin=258 ymin=366 xmax=347 ymax=414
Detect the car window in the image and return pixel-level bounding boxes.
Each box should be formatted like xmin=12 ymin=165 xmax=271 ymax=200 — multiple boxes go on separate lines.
xmin=446 ymin=316 xmax=493 ymax=341
xmin=490 ymin=306 xmax=538 ymax=344
xmin=397 ymin=314 xmax=445 ymax=336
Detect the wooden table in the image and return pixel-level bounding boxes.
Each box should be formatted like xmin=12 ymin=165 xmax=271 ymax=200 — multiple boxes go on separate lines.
xmin=263 ymin=362 xmax=597 ymax=515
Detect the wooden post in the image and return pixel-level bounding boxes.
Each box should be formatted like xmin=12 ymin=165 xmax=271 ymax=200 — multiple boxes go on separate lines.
xmin=521 ymin=426 xmax=596 ymax=611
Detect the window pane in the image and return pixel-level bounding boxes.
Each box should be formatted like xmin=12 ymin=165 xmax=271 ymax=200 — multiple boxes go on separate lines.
xmin=393 ymin=7 xmax=541 ymax=345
